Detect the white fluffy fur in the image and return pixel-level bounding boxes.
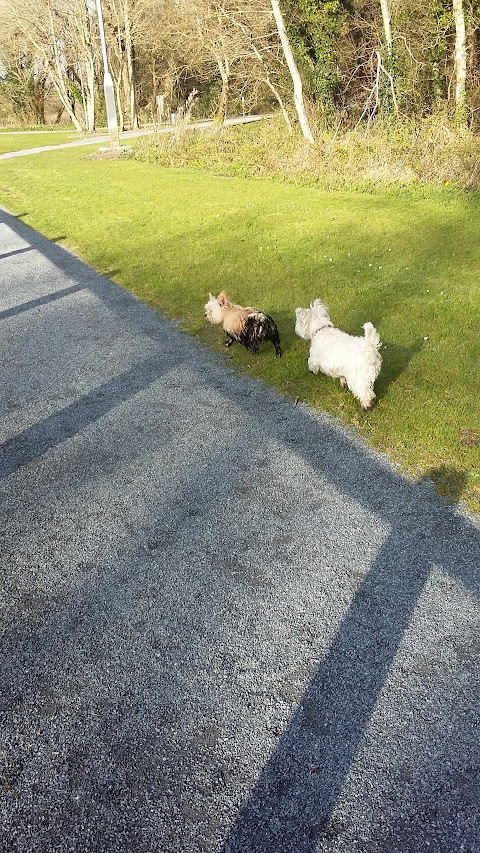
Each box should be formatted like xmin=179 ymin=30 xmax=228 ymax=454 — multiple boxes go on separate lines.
xmin=295 ymin=299 xmax=382 ymax=410
xmin=204 ymin=292 xmax=228 ymax=326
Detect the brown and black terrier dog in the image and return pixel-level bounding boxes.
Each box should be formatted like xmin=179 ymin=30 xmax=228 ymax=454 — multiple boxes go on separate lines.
xmin=204 ymin=291 xmax=282 ymax=357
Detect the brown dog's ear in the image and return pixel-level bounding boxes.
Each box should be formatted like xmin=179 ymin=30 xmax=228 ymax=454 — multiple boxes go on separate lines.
xmin=217 ymin=290 xmax=228 ymax=305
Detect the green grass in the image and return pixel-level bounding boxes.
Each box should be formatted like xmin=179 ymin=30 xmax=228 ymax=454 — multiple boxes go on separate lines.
xmin=1 ymin=146 xmax=479 ymax=512
xmin=0 ymin=131 xmax=81 ymax=154
xmin=0 ymin=124 xmax=74 ymax=132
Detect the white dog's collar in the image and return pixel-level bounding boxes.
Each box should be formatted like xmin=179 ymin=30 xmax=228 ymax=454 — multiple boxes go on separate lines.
xmin=313 ymin=325 xmax=332 ymax=336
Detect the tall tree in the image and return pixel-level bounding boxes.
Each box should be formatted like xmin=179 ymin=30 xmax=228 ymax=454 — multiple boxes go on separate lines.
xmin=219 ymin=5 xmax=293 ymax=131
xmin=0 ymin=0 xmax=99 ymax=130
xmin=379 ymin=0 xmax=393 ymax=56
xmin=452 ymin=0 xmax=467 ymax=117
xmin=271 ymin=0 xmax=314 ymax=141
xmin=103 ymin=0 xmax=139 ymax=129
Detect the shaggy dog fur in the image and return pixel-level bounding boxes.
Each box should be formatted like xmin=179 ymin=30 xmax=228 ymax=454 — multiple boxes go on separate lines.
xmin=204 ymin=291 xmax=282 ymax=357
xmin=295 ymin=299 xmax=382 ymax=410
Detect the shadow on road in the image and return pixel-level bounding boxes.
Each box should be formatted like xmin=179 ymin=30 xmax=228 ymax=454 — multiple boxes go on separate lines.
xmin=0 ymin=206 xmax=478 ymax=853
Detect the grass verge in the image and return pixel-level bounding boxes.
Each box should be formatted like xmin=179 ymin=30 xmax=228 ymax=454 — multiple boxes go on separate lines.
xmin=132 ymin=115 xmax=480 ymax=190
xmin=0 ymin=144 xmax=479 ymax=512
xmin=0 ymin=131 xmax=81 ymax=155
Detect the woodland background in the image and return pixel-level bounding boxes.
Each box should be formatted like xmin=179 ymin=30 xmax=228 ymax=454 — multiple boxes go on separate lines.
xmin=0 ymin=0 xmax=478 ymax=137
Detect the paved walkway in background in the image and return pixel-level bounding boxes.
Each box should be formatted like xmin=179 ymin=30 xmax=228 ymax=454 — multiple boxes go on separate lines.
xmin=0 ymin=206 xmax=479 ymax=853
xmin=0 ymin=115 xmax=273 ymax=160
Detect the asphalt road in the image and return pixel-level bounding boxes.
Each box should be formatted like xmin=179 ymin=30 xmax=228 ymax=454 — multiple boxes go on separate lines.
xmin=0 ymin=205 xmax=479 ymax=853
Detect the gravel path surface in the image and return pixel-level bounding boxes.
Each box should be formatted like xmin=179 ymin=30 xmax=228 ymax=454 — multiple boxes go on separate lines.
xmin=0 ymin=206 xmax=479 ymax=853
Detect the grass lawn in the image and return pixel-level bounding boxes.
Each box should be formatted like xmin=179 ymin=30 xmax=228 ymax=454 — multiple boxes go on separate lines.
xmin=1 ymin=146 xmax=479 ymax=512
xmin=0 ymin=131 xmax=81 ymax=155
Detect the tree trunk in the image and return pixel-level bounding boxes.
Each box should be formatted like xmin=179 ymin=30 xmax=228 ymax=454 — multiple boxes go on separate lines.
xmin=50 ymin=72 xmax=83 ymax=131
xmin=215 ymin=57 xmax=229 ymax=124
xmin=85 ymin=58 xmax=95 ymax=131
xmin=265 ymin=77 xmax=293 ymax=133
xmin=452 ymin=0 xmax=467 ymax=117
xmin=123 ymin=0 xmax=138 ymax=128
xmin=270 ymin=0 xmax=314 ymax=143
xmin=78 ymin=7 xmax=96 ymax=131
xmin=114 ymin=73 xmax=125 ymax=131
xmin=378 ymin=1 xmax=398 ymax=114
xmin=222 ymin=9 xmax=293 ymax=135
xmin=379 ymin=0 xmax=393 ymax=56
xmin=46 ymin=1 xmax=84 ymax=130
xmin=33 ymin=73 xmax=46 ymax=124
xmin=109 ymin=0 xmax=127 ymax=130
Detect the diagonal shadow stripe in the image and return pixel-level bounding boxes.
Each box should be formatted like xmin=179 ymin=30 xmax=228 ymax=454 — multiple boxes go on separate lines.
xmin=0 ymin=352 xmax=178 ymax=480
xmin=0 ymin=246 xmax=35 ymax=261
xmin=206 ymin=371 xmax=480 ymax=852
xmin=0 ymin=282 xmax=86 ymax=321
xmin=0 ymin=206 xmax=163 ymax=339
xmin=221 ymin=531 xmax=432 ymax=852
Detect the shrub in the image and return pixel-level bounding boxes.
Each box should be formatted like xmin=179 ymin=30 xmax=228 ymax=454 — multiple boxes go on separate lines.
xmin=129 ymin=114 xmax=480 ymax=191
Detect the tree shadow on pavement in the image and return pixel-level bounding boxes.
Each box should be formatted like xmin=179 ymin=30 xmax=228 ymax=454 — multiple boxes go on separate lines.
xmin=208 ymin=373 xmax=480 ymax=852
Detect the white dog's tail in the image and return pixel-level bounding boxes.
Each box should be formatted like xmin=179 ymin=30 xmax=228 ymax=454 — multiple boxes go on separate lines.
xmin=363 ymin=322 xmax=382 ymax=350
xmin=345 ymin=322 xmax=382 ymax=410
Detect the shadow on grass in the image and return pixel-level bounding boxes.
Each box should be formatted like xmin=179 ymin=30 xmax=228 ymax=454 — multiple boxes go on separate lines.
xmin=375 ymin=337 xmax=425 ymax=398
xmin=101 ymin=267 xmax=122 ymax=279
xmin=422 ymin=465 xmax=469 ymax=504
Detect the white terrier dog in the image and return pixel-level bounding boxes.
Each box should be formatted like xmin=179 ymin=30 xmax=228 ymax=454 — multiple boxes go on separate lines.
xmin=295 ymin=299 xmax=382 ymax=410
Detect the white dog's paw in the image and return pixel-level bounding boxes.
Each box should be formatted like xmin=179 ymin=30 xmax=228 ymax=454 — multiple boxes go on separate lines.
xmin=362 ymin=395 xmax=377 ymax=411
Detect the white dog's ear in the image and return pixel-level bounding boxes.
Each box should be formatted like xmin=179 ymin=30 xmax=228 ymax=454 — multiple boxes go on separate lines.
xmin=208 ymin=292 xmax=214 ymax=300
xmin=295 ymin=307 xmax=302 ymax=315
